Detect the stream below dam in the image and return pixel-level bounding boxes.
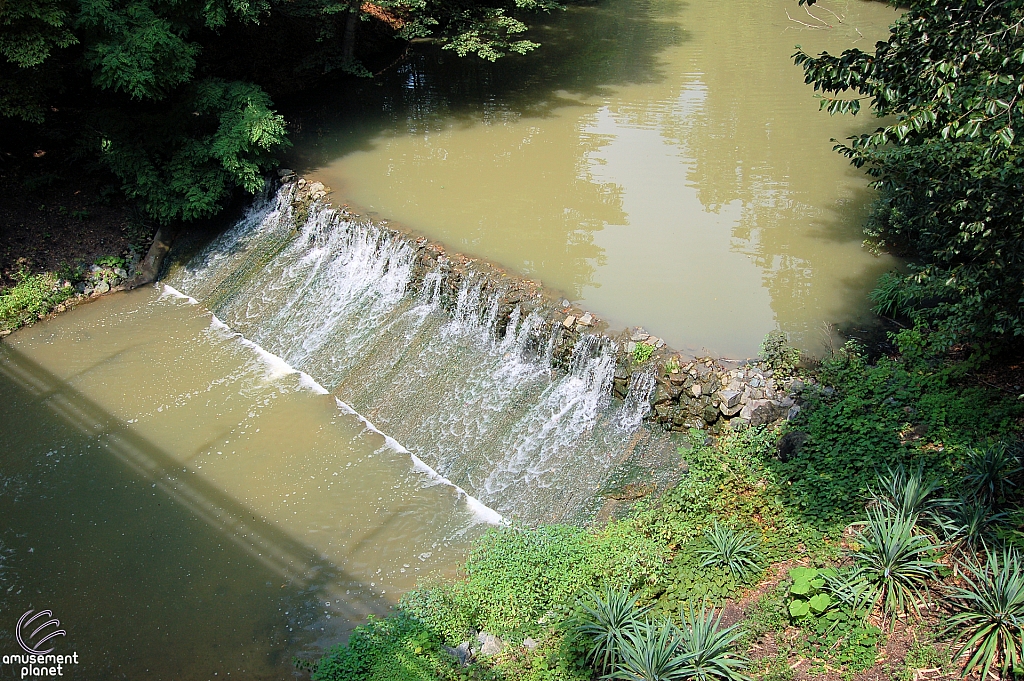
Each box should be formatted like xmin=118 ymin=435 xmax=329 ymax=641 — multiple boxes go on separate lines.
xmin=0 ymin=0 xmax=900 ymax=677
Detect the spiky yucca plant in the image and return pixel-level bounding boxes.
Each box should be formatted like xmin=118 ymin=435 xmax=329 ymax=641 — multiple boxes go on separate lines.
xmin=611 ymin=618 xmax=690 ymax=681
xmin=946 ymin=549 xmax=1024 ymax=680
xmin=576 ymin=586 xmax=650 ymax=675
xmin=697 ymin=522 xmax=761 ymax=581
xmin=677 ymin=604 xmax=752 ymax=681
xmin=934 ymin=496 xmax=1007 ymax=557
xmin=963 ymin=444 xmax=1022 ymax=507
xmin=869 ymin=463 xmax=942 ymax=522
xmin=851 ymin=508 xmax=942 ymax=621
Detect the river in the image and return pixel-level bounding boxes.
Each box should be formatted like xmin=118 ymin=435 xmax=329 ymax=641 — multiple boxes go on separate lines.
xmin=0 ymin=0 xmax=898 ymax=676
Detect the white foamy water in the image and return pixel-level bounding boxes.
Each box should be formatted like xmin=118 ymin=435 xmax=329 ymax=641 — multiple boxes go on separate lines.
xmin=166 ymin=185 xmax=679 ymax=522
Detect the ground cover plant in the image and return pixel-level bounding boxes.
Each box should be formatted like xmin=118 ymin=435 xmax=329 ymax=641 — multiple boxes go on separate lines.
xmin=303 ymin=330 xmax=1023 ymax=681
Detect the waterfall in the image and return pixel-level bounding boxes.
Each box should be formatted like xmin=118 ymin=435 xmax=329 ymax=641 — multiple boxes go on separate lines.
xmin=166 ymin=185 xmax=677 ymax=522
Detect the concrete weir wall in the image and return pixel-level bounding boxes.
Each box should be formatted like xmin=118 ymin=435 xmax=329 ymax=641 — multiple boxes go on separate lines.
xmin=285 ymin=171 xmax=810 ymax=434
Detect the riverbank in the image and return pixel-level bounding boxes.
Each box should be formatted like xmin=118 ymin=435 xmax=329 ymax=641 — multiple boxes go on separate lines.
xmin=0 ymin=154 xmax=150 ymax=335
xmin=305 ymin=335 xmax=1024 ymax=681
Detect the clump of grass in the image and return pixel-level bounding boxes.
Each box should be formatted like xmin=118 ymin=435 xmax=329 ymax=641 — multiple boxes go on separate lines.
xmin=633 ymin=342 xmax=655 ymax=364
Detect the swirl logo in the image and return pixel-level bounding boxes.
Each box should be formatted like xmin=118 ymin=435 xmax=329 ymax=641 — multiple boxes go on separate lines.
xmin=16 ymin=610 xmax=66 ymax=655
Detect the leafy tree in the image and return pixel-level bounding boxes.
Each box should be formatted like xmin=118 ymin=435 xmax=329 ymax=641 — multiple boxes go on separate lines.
xmin=0 ymin=0 xmax=563 ymax=238
xmin=793 ymin=0 xmax=1024 ymax=351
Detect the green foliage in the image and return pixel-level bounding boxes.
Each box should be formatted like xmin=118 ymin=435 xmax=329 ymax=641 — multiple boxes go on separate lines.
xmin=2 ymin=0 xmax=563 ymax=226
xmin=610 ymin=618 xmax=690 ymax=681
xmin=786 ymin=567 xmax=832 ymax=620
xmin=935 ymin=498 xmax=1007 ymax=555
xmin=798 ymin=606 xmax=882 ymax=673
xmin=783 ymin=568 xmax=880 ymax=672
xmin=869 ymin=463 xmax=942 ymax=523
xmin=0 ymin=270 xmax=75 ymax=333
xmin=94 ymin=78 xmax=288 ymax=224
xmin=633 ymin=342 xmax=655 ymax=364
xmin=962 ymin=443 xmax=1023 ymax=507
xmin=400 ymin=579 xmax=480 ymax=645
xmin=794 ymin=0 xmax=1024 ymax=349
xmin=899 ymin=639 xmax=950 ymax=681
xmin=775 ymin=343 xmax=1022 ymax=525
xmin=595 ymin=606 xmax=750 ymax=681
xmin=946 ymin=548 xmax=1024 ymax=680
xmin=758 ymin=331 xmax=800 ymax=376
xmin=660 ymin=540 xmax=747 ymax=605
xmin=850 ymin=508 xmax=942 ymax=622
xmin=676 ymin=604 xmax=751 ymax=681
xmin=575 ymin=586 xmax=650 ymax=675
xmin=457 ymin=523 xmax=664 ymax=638
xmin=0 ymin=0 xmax=77 ymax=122
xmin=697 ymin=522 xmax=761 ymax=582
xmin=311 ymin=613 xmax=459 ymax=681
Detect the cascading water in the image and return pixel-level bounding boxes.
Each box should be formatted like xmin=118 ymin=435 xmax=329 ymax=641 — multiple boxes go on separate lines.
xmin=166 ymin=185 xmax=680 ymax=522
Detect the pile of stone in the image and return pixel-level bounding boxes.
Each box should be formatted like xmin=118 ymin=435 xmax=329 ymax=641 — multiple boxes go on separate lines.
xmin=76 ymin=262 xmax=130 ymax=297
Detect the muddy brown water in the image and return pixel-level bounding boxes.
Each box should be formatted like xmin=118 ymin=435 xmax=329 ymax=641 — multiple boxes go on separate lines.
xmin=299 ymin=0 xmax=900 ymax=357
xmin=0 ymin=0 xmax=903 ymax=675
xmin=0 ymin=288 xmax=488 ymax=679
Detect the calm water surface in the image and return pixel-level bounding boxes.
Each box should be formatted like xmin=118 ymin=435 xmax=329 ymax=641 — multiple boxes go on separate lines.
xmin=297 ymin=0 xmax=900 ymax=357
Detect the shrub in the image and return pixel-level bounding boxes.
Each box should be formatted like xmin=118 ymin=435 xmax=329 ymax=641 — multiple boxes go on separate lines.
xmin=311 ymin=613 xmax=454 ymax=681
xmin=575 ymin=586 xmax=650 ymax=675
xmin=963 ymin=444 xmax=1022 ymax=507
xmin=0 ymin=271 xmax=75 ymax=333
xmin=869 ymin=464 xmax=942 ymax=522
xmin=697 ymin=523 xmax=761 ymax=581
xmin=759 ymin=331 xmax=800 ymax=375
xmin=946 ymin=548 xmax=1024 ymax=680
xmin=677 ymin=604 xmax=751 ymax=681
xmin=934 ymin=497 xmax=1007 ymax=556
xmin=611 ymin=618 xmax=689 ymax=681
xmin=850 ymin=508 xmax=942 ymax=622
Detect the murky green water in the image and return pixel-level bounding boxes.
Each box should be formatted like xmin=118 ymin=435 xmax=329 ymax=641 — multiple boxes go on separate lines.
xmin=0 ymin=289 xmax=487 ymax=679
xmin=295 ymin=0 xmax=900 ymax=357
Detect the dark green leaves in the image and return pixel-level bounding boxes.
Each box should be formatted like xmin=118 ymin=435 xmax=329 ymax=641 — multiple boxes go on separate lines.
xmin=794 ymin=0 xmax=1024 ymax=349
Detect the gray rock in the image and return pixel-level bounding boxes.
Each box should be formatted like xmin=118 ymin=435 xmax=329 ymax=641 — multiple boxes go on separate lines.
xmin=578 ymin=312 xmax=593 ymax=326
xmin=630 ymin=330 xmax=649 ymax=342
xmin=523 ymin=638 xmax=539 ymax=650
xmin=560 ymin=299 xmax=570 ymax=308
xmin=94 ymin=280 xmax=110 ymax=295
xmin=718 ymin=389 xmax=742 ymax=409
xmin=690 ymin=383 xmax=702 ymax=398
xmin=787 ymin=405 xmax=802 ymax=420
xmin=563 ymin=315 xmax=576 ymax=329
xmin=750 ymin=401 xmax=781 ymax=427
xmin=476 ymin=632 xmax=504 ymax=657
xmin=277 ymin=168 xmax=295 ymax=177
xmin=626 ymin=341 xmax=637 ymax=354
xmin=720 ymin=400 xmax=743 ymax=417
xmin=443 ymin=641 xmax=474 ymax=666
